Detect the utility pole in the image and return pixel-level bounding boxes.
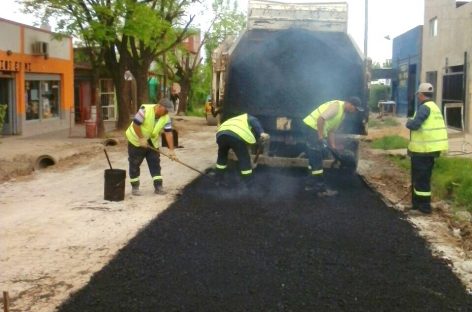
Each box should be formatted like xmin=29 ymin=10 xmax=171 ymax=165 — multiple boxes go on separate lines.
xmin=364 ymin=0 xmax=368 ymax=59
xmin=363 ymin=0 xmax=370 ymax=107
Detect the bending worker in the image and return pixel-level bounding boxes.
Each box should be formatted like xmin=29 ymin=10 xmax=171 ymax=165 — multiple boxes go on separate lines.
xmin=125 ymin=98 xmax=178 ymax=196
xmin=406 ymin=83 xmax=448 ymax=214
xmin=302 ymin=97 xmax=363 ymax=192
xmin=215 ymin=113 xmax=270 ymax=186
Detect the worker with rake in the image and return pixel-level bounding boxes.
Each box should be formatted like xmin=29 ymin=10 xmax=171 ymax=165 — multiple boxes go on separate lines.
xmin=125 ymin=98 xmax=177 ymax=196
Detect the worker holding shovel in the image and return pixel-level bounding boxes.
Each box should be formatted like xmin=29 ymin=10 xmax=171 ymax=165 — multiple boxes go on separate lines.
xmin=125 ymin=98 xmax=177 ymax=196
xmin=302 ymin=97 xmax=364 ymax=194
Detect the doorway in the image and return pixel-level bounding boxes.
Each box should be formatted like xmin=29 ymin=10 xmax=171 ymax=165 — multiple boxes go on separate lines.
xmin=0 ymin=77 xmax=16 ymax=135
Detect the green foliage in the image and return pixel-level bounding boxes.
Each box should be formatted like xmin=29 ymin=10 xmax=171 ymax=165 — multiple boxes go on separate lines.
xmin=371 ymin=135 xmax=409 ymax=150
xmin=432 ymin=157 xmax=472 ymax=211
xmin=389 ymin=155 xmax=472 ymax=212
xmin=205 ymin=0 xmax=246 ymax=66
xmin=0 ymin=104 xmax=7 ymax=133
xmin=388 ymin=155 xmax=410 ymax=171
xmin=368 ymin=117 xmax=400 ymax=128
xmin=368 ymin=84 xmax=391 ymax=112
xmin=188 ymin=65 xmax=211 ymax=115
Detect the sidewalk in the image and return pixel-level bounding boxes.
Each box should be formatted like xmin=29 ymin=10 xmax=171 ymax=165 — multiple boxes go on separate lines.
xmin=0 ymin=123 xmax=124 ymax=181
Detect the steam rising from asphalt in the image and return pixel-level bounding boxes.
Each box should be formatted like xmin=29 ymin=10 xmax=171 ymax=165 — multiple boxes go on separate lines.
xmin=224 ymin=28 xmax=366 ymax=133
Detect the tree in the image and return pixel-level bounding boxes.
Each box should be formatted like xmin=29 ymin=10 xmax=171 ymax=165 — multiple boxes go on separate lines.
xmin=204 ymin=0 xmax=246 ymax=64
xmin=157 ymin=0 xmax=245 ymax=115
xmin=20 ymin=0 xmax=196 ymax=129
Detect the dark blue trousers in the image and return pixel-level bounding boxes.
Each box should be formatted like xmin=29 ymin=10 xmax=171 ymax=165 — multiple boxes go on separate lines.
xmin=128 ymin=142 xmax=162 ymax=187
xmin=411 ymin=155 xmax=434 ymax=211
xmin=216 ymin=134 xmax=252 ymax=178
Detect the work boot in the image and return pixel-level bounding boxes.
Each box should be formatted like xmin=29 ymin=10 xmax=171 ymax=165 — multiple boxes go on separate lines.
xmin=215 ymin=170 xmax=228 ymax=187
xmin=131 ymin=186 xmax=142 ymax=196
xmin=408 ymin=205 xmax=431 ymax=215
xmin=318 ymin=187 xmax=338 ymax=197
xmin=304 ymin=177 xmax=324 ymax=192
xmin=131 ymin=182 xmax=141 ymax=196
xmin=154 ymin=181 xmax=166 ymax=195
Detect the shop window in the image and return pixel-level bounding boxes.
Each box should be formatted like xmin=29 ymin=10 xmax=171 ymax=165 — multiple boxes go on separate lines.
xmin=25 ymin=80 xmax=60 ymax=120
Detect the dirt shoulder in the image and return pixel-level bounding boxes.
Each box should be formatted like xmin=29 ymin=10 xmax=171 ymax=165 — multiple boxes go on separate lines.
xmin=358 ymin=119 xmax=472 ymax=292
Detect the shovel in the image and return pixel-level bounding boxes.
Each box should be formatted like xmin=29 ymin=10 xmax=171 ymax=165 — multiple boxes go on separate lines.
xmin=146 ymin=145 xmax=209 ymax=177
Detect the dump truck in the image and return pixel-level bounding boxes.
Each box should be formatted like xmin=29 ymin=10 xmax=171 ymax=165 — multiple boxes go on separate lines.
xmin=210 ymin=0 xmax=369 ymax=172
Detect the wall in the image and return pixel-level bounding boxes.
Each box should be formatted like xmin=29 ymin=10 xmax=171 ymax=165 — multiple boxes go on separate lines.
xmin=422 ymin=0 xmax=472 ymax=133
xmin=392 ymin=26 xmax=423 ymax=116
xmin=0 ymin=18 xmax=74 ymax=136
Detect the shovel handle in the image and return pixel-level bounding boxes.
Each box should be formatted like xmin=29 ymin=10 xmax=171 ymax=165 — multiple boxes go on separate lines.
xmin=104 ymin=149 xmax=113 ymax=170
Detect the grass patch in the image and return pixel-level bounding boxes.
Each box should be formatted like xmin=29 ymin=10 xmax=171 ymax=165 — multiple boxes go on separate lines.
xmin=432 ymin=157 xmax=472 ymax=211
xmin=388 ymin=155 xmax=472 ymax=212
xmin=368 ymin=117 xmax=400 ymax=128
xmin=388 ymin=155 xmax=409 ymax=171
xmin=371 ymin=135 xmax=409 ymax=150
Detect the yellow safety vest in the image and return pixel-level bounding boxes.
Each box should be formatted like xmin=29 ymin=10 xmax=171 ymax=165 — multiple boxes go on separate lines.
xmin=303 ymin=100 xmax=345 ymax=137
xmin=217 ymin=114 xmax=256 ymax=144
xmin=408 ymin=101 xmax=448 ymax=153
xmin=125 ymin=104 xmax=171 ymax=147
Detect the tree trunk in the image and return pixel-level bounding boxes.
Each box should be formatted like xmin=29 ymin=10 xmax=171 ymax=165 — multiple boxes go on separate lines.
xmin=112 ymin=71 xmax=131 ymax=130
xmin=178 ymin=78 xmax=191 ymax=115
xmin=92 ymin=71 xmax=105 ymax=137
xmin=134 ymin=66 xmax=149 ymax=105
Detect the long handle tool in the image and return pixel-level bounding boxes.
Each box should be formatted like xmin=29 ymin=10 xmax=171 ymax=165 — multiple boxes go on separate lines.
xmin=104 ymin=148 xmax=113 ymax=169
xmin=147 ymin=145 xmax=208 ymax=177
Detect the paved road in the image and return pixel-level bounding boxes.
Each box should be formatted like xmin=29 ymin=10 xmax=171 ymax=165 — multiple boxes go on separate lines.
xmin=58 ymin=167 xmax=472 ymax=311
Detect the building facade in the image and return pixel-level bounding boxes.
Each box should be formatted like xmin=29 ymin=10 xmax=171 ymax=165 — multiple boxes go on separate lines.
xmin=422 ymin=0 xmax=472 ymax=133
xmin=392 ymin=26 xmax=423 ymax=117
xmin=0 ymin=18 xmax=73 ymax=136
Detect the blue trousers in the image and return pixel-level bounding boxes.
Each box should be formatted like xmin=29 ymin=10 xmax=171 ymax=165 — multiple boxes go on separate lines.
xmin=411 ymin=155 xmax=434 ymax=211
xmin=128 ymin=142 xmax=162 ymax=186
xmin=216 ymin=134 xmax=252 ymax=178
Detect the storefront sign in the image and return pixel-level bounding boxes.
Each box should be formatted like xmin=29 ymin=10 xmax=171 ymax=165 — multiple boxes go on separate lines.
xmin=0 ymin=59 xmax=32 ymax=72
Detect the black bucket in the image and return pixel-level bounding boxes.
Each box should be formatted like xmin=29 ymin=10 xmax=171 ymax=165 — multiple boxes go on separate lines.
xmin=104 ymin=169 xmax=126 ymax=201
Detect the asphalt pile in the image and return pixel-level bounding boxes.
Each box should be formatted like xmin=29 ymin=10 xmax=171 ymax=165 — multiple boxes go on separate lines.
xmin=58 ymin=167 xmax=472 ymax=311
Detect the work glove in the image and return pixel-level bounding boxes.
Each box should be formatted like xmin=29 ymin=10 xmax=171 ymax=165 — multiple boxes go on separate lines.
xmin=138 ymin=137 xmax=148 ymax=148
xmin=168 ymin=149 xmax=178 ymax=161
xmin=260 ymin=132 xmax=270 ymax=142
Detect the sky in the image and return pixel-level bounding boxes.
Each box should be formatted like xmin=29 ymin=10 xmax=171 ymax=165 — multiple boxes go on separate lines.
xmin=0 ymin=0 xmax=425 ymax=63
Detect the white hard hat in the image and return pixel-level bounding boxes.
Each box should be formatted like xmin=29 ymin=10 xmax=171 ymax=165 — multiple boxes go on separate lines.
xmin=416 ymin=83 xmax=434 ymax=94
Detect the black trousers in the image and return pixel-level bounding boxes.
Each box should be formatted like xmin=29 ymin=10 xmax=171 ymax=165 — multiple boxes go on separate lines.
xmin=128 ymin=142 xmax=162 ymax=186
xmin=411 ymin=155 xmax=435 ymax=211
xmin=216 ymin=134 xmax=252 ymax=176
xmin=304 ymin=125 xmax=324 ymax=184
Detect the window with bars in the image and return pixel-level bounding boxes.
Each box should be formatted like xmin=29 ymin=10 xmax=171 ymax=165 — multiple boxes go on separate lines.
xmin=99 ymin=79 xmax=116 ymax=121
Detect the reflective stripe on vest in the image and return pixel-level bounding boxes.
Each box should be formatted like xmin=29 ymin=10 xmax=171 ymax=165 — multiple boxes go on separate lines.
xmin=217 ymin=114 xmax=256 ymax=144
xmin=303 ymin=100 xmax=345 ymax=137
xmin=408 ymin=101 xmax=449 ymax=153
xmin=125 ymin=104 xmax=171 ymax=147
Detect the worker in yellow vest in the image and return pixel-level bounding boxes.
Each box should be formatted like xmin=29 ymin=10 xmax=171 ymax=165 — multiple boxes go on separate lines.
xmin=406 ymin=83 xmax=448 ymax=214
xmin=125 ymin=98 xmax=178 ymax=196
xmin=302 ymin=97 xmax=363 ymax=193
xmin=215 ymin=113 xmax=270 ymax=187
